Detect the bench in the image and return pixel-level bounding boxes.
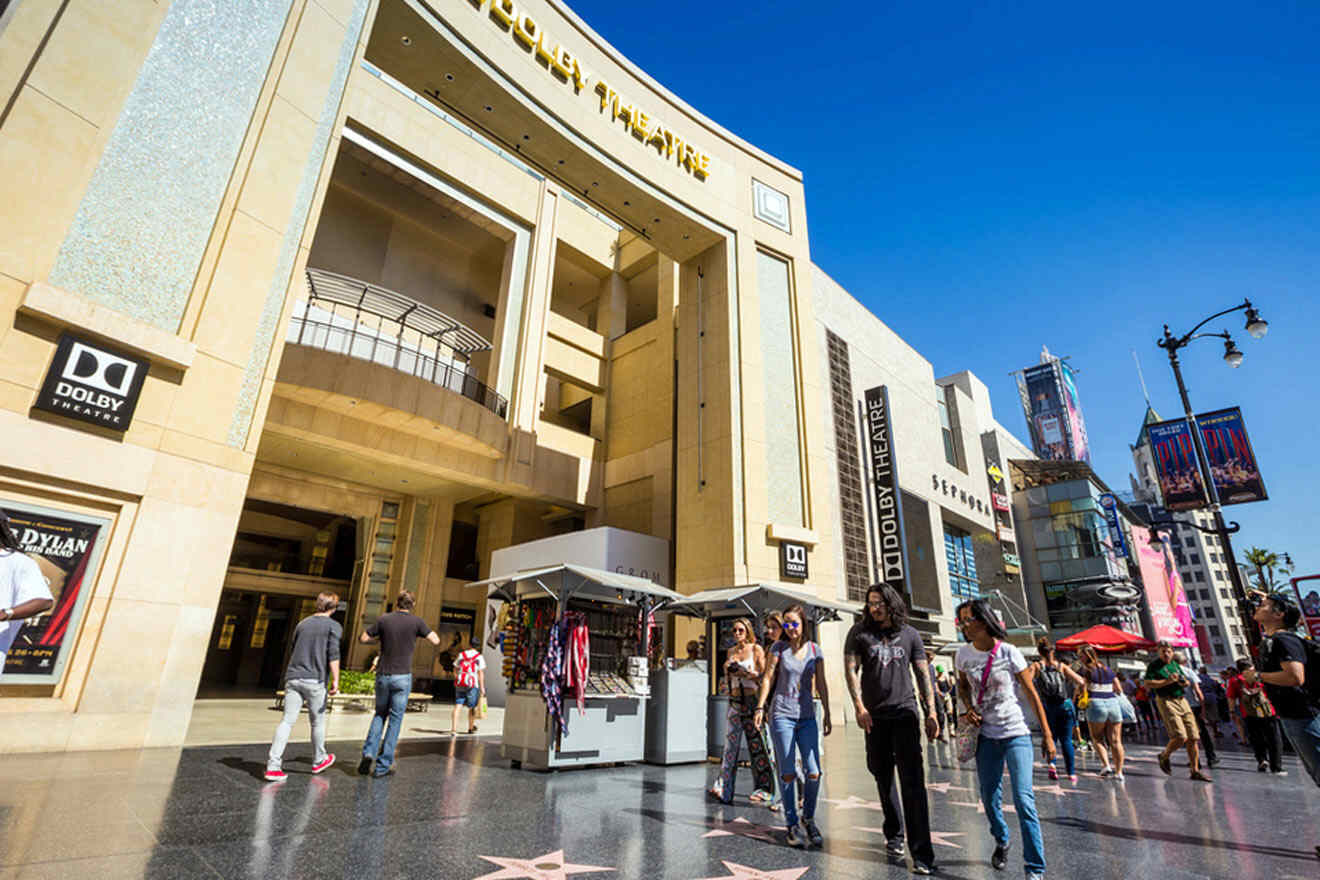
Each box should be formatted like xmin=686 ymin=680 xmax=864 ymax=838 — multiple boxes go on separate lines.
xmin=273 ymin=691 xmax=434 ymax=712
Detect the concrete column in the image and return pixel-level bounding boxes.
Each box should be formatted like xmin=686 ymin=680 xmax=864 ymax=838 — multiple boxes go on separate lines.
xmin=508 ymin=184 xmax=560 ymax=432
xmin=595 ymin=271 xmax=629 ymax=341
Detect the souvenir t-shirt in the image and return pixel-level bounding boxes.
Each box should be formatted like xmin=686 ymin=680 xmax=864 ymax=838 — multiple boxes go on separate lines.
xmin=0 ymin=550 xmax=53 ymax=667
xmin=1144 ymin=660 xmax=1187 ymax=699
xmin=454 ymin=648 xmax=486 ymax=689
xmin=770 ymin=641 xmax=822 ymax=720
xmin=844 ymin=621 xmax=926 ymax=718
xmin=1259 ymin=632 xmax=1315 ymax=720
xmin=367 ymin=611 xmax=433 ymax=675
xmin=955 ymin=641 xmax=1030 ymax=740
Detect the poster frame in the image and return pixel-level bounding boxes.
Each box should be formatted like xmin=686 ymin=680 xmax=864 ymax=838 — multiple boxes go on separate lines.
xmin=0 ymin=498 xmax=112 ymax=685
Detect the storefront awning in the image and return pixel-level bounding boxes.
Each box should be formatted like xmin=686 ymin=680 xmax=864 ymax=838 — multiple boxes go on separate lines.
xmin=465 ymin=564 xmax=685 ymax=606
xmin=666 ymin=584 xmax=860 ymax=622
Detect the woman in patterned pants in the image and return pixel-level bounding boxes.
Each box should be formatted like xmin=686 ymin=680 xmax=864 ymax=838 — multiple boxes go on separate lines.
xmin=710 ymin=617 xmax=774 ymax=803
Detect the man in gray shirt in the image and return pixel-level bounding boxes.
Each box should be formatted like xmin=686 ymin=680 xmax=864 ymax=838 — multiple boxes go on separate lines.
xmin=265 ymin=591 xmax=342 ymax=781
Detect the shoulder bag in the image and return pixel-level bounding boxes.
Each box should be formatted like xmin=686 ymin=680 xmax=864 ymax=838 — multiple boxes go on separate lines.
xmin=956 ymin=641 xmax=1000 ymax=763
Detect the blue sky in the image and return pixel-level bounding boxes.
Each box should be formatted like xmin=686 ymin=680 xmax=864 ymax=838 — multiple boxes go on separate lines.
xmin=573 ymin=0 xmax=1320 ymax=582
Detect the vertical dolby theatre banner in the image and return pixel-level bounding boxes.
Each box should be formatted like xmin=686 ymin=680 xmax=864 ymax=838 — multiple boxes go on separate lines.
xmin=863 ymin=386 xmax=908 ymax=598
xmin=0 ymin=502 xmax=110 ymax=683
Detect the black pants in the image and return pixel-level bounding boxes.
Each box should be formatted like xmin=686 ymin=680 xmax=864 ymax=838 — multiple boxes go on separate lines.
xmin=865 ymin=708 xmax=935 ymax=866
xmin=1245 ymin=715 xmax=1283 ymax=771
xmin=1192 ymin=706 xmax=1217 ymax=762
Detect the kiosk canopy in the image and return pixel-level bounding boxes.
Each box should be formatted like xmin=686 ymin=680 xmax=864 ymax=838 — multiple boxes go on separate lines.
xmin=666 ymin=584 xmax=859 ymax=621
xmin=465 ymin=563 xmax=684 ymax=606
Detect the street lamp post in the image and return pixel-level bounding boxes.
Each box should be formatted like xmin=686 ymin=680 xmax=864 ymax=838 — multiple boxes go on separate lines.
xmin=1156 ymin=299 xmax=1268 ymax=653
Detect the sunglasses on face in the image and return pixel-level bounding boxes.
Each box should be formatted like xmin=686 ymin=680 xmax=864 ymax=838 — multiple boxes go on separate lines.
xmin=782 ymin=621 xmax=801 ymax=630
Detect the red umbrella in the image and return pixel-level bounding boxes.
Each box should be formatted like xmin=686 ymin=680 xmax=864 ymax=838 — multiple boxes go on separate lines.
xmin=1054 ymin=624 xmax=1156 ymax=653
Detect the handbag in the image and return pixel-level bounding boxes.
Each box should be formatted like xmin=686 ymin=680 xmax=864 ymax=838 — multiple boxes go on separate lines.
xmin=476 ymin=695 xmax=488 ymax=720
xmin=956 ymin=641 xmax=1000 ymax=763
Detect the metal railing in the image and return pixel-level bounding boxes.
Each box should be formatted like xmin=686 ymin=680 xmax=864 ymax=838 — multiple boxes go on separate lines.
xmin=287 ymin=312 xmax=507 ymax=419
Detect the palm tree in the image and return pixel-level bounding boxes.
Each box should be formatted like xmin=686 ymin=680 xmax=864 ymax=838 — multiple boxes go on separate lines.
xmin=1241 ymin=546 xmax=1294 ymax=592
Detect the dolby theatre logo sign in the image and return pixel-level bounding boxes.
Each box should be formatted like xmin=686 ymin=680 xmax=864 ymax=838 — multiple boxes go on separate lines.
xmin=34 ymin=333 xmax=148 ymax=431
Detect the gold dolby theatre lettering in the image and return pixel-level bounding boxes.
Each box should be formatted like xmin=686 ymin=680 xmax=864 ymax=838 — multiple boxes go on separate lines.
xmin=467 ymin=0 xmax=712 ymax=181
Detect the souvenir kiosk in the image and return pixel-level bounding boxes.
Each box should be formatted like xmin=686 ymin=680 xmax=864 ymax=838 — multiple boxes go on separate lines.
xmin=665 ymin=585 xmax=858 ymax=761
xmin=467 ymin=563 xmax=684 ymax=770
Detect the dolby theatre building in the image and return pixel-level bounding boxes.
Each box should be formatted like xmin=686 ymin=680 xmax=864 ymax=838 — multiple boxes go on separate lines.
xmin=0 ymin=0 xmax=1030 ymax=752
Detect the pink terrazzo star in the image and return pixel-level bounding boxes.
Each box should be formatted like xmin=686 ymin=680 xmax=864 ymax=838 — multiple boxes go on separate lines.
xmin=820 ymin=795 xmax=887 ymax=810
xmin=471 ymin=849 xmax=614 ymax=880
xmin=693 ymin=861 xmax=809 ymax=880
xmin=925 ymin=781 xmax=973 ymax=795
xmin=949 ymin=800 xmax=1015 ymax=814
xmin=1034 ymin=783 xmax=1090 ymax=796
xmin=702 ymin=816 xmax=781 ymax=844
xmin=855 ymin=826 xmax=965 ymax=849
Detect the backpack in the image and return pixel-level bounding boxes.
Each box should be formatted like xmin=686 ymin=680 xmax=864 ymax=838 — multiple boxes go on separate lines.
xmin=455 ymin=650 xmax=481 ymax=688
xmin=1037 ymin=664 xmax=1067 ymax=704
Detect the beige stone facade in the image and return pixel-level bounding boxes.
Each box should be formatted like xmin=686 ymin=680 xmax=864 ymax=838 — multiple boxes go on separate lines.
xmin=0 ymin=0 xmax=856 ymax=752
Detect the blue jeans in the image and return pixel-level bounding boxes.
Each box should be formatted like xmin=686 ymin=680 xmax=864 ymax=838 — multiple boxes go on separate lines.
xmin=768 ymin=715 xmax=820 ymax=827
xmin=1043 ymin=699 xmax=1076 ymax=776
xmin=976 ymin=734 xmax=1045 ymax=875
xmin=1278 ymin=714 xmax=1320 ymax=787
xmin=363 ymin=673 xmax=411 ymax=773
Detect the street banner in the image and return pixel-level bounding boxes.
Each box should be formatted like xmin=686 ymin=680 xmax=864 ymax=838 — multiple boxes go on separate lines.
xmin=1293 ymin=575 xmax=1320 ymax=640
xmin=1196 ymin=407 xmax=1268 ymax=506
xmin=863 ymin=386 xmax=908 ymax=598
xmin=1147 ymin=418 xmax=1205 ymax=510
xmin=1131 ymin=524 xmax=1197 ymax=647
xmin=1 ymin=502 xmax=111 ymax=683
xmin=1098 ymin=493 xmax=1128 ymax=558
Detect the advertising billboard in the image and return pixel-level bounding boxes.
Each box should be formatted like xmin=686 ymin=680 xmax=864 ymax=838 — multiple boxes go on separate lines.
xmin=1196 ymin=407 xmax=1268 ymax=505
xmin=1018 ymin=359 xmax=1090 ymax=464
xmin=1131 ymin=525 xmax=1197 ymax=647
xmin=1059 ymin=362 xmax=1091 ymax=464
xmin=0 ymin=501 xmax=111 ymax=683
xmin=1147 ymin=417 xmax=1205 ymax=510
xmin=1292 ymin=575 xmax=1320 ymax=640
xmin=1148 ymin=408 xmax=1267 ymax=510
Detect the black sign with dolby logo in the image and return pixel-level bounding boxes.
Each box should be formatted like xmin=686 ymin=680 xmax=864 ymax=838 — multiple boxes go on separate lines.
xmin=33 ymin=332 xmax=149 ymax=432
xmin=864 ymin=385 xmax=908 ymax=598
xmin=779 ymin=541 xmax=808 ymax=580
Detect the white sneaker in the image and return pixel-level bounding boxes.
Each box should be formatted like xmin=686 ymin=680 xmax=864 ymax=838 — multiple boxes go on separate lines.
xmin=1113 ymin=773 xmax=1125 ymax=783
xmin=1098 ymin=766 xmax=1113 ymax=778
xmin=1026 ymin=873 xmax=1045 ymax=880
xmin=1271 ymin=769 xmax=1288 ymax=777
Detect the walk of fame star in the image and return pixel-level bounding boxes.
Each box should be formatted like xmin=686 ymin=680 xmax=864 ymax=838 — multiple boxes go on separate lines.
xmin=702 ymin=816 xmax=781 ymax=844
xmin=821 ymin=795 xmax=887 ymax=810
xmin=470 ymin=849 xmax=613 ymax=880
xmin=1034 ymin=783 xmax=1090 ymax=796
xmin=925 ymin=781 xmax=973 ymax=795
xmin=855 ymin=826 xmax=965 ymax=849
xmin=949 ymin=800 xmax=1015 ymax=814
xmin=693 ymin=861 xmax=809 ymax=880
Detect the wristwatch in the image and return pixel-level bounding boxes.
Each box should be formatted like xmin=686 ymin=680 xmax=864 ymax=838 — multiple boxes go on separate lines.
xmin=0 ymin=609 xmax=11 ymax=621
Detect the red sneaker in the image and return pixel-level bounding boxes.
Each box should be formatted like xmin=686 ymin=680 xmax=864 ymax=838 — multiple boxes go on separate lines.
xmin=312 ymin=754 xmax=336 ymax=774
xmin=264 ymin=769 xmax=287 ymax=782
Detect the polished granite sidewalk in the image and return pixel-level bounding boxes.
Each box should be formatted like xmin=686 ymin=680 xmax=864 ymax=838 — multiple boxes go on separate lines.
xmin=1 ymin=724 xmax=1316 ymax=879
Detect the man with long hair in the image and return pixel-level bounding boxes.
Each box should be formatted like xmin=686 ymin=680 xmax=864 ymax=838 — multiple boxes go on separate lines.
xmin=844 ymin=584 xmax=939 ymax=875
xmin=0 ymin=510 xmax=53 ymax=675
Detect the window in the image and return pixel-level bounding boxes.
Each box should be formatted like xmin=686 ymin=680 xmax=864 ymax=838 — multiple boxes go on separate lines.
xmin=1210 ymin=625 xmax=1221 ymax=637
xmin=1193 ymin=571 xmax=1204 ymax=582
xmin=1220 ymin=589 xmax=1231 ymax=599
xmin=1184 ymin=537 xmax=1195 ymax=548
xmin=937 ymin=393 xmax=960 ymax=468
xmin=1211 ymin=552 xmax=1221 ymax=563
xmin=1213 ymin=642 xmax=1225 ymax=655
xmin=943 ymin=524 xmax=979 ymax=603
xmin=1188 ymin=553 xmax=1200 ymax=564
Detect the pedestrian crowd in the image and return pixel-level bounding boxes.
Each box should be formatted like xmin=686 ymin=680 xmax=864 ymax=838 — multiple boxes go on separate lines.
xmin=258 ymin=582 xmax=1320 ymax=876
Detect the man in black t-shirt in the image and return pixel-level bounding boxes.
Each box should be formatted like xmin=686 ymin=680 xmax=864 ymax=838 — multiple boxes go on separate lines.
xmin=1253 ymin=591 xmax=1320 ymax=861
xmin=844 ymin=584 xmax=939 ymax=875
xmin=358 ymin=590 xmax=441 ymax=777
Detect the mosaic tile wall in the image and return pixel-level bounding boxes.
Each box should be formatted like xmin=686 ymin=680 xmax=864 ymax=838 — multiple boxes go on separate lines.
xmin=49 ymin=0 xmax=297 ymax=331
xmin=825 ymin=330 xmax=872 ymax=601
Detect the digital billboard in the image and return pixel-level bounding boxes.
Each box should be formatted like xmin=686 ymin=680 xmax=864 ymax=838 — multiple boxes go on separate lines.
xmin=1018 ymin=359 xmax=1090 ymax=464
xmin=1131 ymin=525 xmax=1197 ymax=647
xmin=1147 ymin=408 xmax=1267 ymax=510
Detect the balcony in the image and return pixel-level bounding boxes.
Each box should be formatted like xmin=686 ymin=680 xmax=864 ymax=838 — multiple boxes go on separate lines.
xmin=287 ymin=269 xmax=506 ymax=419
